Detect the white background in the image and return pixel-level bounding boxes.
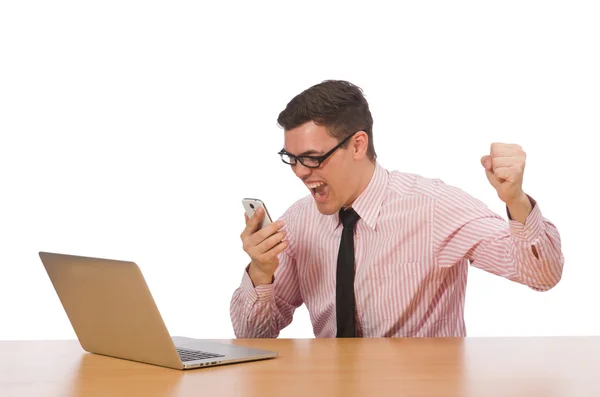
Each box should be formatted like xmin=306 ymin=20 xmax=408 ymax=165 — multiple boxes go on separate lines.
xmin=1 ymin=1 xmax=598 ymax=340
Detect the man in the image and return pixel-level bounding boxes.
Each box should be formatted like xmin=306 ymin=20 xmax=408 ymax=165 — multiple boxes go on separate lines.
xmin=230 ymin=80 xmax=564 ymax=338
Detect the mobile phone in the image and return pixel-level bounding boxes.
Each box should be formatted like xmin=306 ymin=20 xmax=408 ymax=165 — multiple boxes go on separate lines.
xmin=242 ymin=198 xmax=273 ymax=230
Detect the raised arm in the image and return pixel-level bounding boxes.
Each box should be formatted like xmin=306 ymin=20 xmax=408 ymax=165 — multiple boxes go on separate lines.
xmin=432 ymin=143 xmax=564 ymax=290
xmin=230 ymin=207 xmax=302 ymax=337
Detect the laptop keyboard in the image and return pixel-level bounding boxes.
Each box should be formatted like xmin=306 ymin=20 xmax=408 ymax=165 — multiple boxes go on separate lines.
xmin=176 ymin=348 xmax=225 ymax=362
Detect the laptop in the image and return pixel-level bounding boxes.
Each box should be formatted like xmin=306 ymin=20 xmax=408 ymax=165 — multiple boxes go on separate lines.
xmin=38 ymin=251 xmax=278 ymax=370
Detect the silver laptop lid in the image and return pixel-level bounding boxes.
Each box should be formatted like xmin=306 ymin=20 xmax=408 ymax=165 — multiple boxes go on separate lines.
xmin=39 ymin=251 xmax=184 ymax=369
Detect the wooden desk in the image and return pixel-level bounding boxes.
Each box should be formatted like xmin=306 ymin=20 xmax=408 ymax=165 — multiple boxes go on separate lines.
xmin=1 ymin=337 xmax=599 ymax=396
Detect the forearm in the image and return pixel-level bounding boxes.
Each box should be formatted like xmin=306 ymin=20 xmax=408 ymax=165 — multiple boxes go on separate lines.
xmin=505 ymin=204 xmax=564 ymax=290
xmin=230 ymin=266 xmax=298 ymax=338
xmin=230 ymin=287 xmax=280 ymax=338
xmin=470 ymin=204 xmax=564 ymax=290
xmin=433 ymin=185 xmax=564 ymax=291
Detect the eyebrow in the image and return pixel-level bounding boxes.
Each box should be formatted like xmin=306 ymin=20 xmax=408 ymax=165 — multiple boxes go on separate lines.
xmin=297 ymin=149 xmax=325 ymax=156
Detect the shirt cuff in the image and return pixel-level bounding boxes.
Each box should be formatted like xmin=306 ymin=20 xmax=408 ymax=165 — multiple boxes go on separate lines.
xmin=507 ymin=195 xmax=543 ymax=242
xmin=242 ymin=265 xmax=275 ymax=302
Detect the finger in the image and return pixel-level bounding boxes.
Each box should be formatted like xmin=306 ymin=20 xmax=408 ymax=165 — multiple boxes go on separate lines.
xmin=248 ymin=232 xmax=285 ymax=263
xmin=493 ymin=166 xmax=513 ymax=182
xmin=260 ymin=239 xmax=289 ymax=262
xmin=491 ymin=143 xmax=524 ymax=158
xmin=244 ymin=213 xmax=249 ymax=224
xmin=241 ymin=208 xmax=265 ymax=240
xmin=248 ymin=224 xmax=285 ymax=256
xmin=480 ymin=155 xmax=492 ymax=171
xmin=247 ymin=219 xmax=285 ymax=248
xmin=255 ymin=230 xmax=287 ymax=255
xmin=485 ymin=169 xmax=500 ymax=189
xmin=492 ymin=156 xmax=525 ymax=170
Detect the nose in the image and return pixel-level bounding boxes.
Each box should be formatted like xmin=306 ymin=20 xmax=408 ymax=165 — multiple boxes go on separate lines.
xmin=292 ymin=162 xmax=312 ymax=180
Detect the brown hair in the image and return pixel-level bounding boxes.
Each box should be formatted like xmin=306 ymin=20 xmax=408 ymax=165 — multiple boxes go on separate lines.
xmin=277 ymin=80 xmax=376 ymax=161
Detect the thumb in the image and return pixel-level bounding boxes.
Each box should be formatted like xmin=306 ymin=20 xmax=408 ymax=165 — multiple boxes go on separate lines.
xmin=485 ymin=168 xmax=499 ymax=188
xmin=481 ymin=155 xmax=500 ymax=188
xmin=481 ymin=155 xmax=492 ymax=172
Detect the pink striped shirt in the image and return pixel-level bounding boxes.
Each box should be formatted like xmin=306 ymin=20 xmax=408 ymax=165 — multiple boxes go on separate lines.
xmin=230 ymin=163 xmax=564 ymax=337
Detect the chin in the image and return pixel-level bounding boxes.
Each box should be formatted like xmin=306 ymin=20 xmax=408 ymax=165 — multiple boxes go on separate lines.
xmin=315 ymin=201 xmax=340 ymax=216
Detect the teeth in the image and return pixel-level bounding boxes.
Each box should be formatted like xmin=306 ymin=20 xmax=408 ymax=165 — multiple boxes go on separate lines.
xmin=306 ymin=182 xmax=325 ymax=189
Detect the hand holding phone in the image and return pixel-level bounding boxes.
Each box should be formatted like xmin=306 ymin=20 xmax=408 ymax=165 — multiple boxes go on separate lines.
xmin=240 ymin=198 xmax=288 ymax=286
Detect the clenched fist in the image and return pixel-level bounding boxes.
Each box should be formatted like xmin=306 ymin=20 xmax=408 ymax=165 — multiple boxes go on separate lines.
xmin=481 ymin=143 xmax=528 ymax=207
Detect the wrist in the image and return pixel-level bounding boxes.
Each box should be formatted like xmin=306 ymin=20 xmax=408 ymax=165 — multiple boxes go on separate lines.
xmin=248 ymin=263 xmax=274 ymax=286
xmin=506 ymin=192 xmax=530 ymax=209
xmin=506 ymin=192 xmax=533 ymax=224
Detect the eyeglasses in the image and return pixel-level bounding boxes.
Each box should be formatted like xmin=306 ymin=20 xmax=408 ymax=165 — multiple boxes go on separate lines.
xmin=278 ymin=130 xmax=360 ymax=169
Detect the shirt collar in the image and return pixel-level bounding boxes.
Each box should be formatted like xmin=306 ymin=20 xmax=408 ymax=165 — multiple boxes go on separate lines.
xmin=331 ymin=162 xmax=389 ymax=231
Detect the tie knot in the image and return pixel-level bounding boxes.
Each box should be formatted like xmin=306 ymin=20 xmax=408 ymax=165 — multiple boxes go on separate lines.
xmin=339 ymin=207 xmax=360 ymax=229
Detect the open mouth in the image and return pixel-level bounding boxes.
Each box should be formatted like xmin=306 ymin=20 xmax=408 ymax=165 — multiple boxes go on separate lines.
xmin=306 ymin=182 xmax=329 ymax=203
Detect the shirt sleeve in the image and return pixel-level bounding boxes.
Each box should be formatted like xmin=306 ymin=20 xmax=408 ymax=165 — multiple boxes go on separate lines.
xmin=229 ymin=248 xmax=303 ymax=338
xmin=432 ymin=183 xmax=564 ymax=291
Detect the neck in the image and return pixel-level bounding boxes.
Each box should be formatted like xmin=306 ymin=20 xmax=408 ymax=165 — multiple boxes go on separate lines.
xmin=344 ymin=161 xmax=376 ymax=207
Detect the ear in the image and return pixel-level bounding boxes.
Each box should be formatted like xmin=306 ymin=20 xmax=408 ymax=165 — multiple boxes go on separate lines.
xmin=351 ymin=131 xmax=369 ymax=160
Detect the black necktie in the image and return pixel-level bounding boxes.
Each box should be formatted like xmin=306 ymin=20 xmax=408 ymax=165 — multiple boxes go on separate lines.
xmin=336 ymin=207 xmax=360 ymax=338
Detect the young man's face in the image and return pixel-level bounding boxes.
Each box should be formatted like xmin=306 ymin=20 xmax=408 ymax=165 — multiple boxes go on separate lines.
xmin=283 ymin=121 xmax=360 ymax=215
